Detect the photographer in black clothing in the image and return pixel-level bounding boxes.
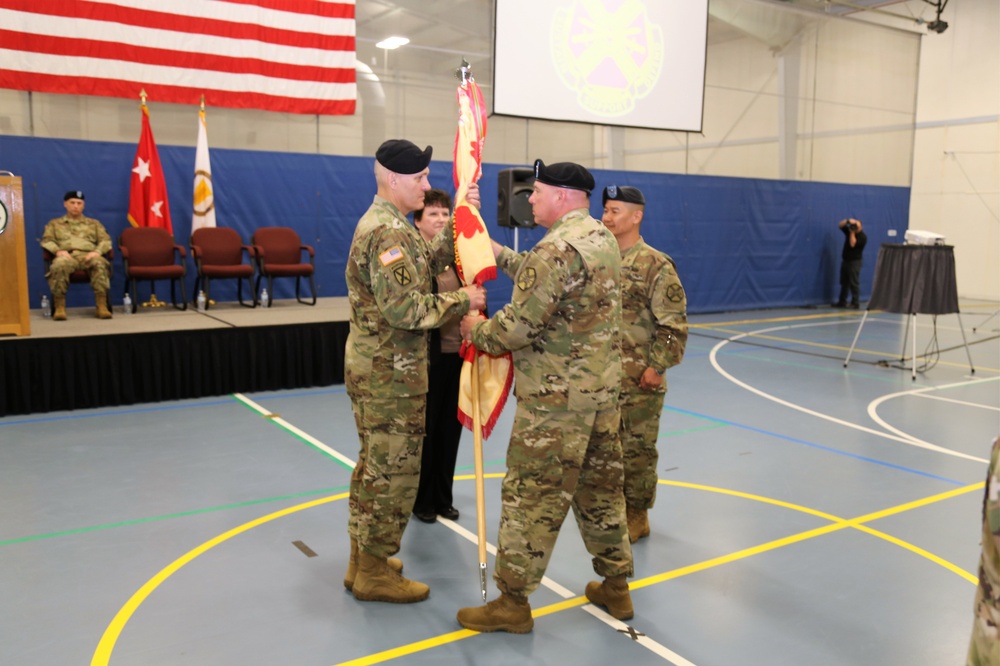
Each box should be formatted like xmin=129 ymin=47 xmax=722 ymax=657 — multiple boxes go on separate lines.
xmin=833 ymin=218 xmax=867 ymax=309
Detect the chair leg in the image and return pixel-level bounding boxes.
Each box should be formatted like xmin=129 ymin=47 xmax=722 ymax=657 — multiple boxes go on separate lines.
xmin=192 ymin=275 xmax=202 ymax=306
xmin=180 ymin=279 xmax=188 ymax=310
xmin=267 ymin=275 xmax=274 ymax=307
xmin=296 ymin=275 xmax=317 ymax=306
xmin=170 ymin=278 xmax=188 ymax=311
xmin=128 ymin=279 xmax=137 ymax=313
xmin=238 ymin=276 xmax=255 ymax=308
xmin=204 ymin=279 xmax=211 ymax=310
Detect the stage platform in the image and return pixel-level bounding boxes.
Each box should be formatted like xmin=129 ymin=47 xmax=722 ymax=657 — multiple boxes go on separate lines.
xmin=0 ymin=298 xmax=351 ymax=417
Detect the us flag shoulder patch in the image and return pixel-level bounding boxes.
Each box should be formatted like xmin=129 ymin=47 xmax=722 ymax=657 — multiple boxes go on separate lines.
xmin=379 ymin=246 xmax=404 ymax=266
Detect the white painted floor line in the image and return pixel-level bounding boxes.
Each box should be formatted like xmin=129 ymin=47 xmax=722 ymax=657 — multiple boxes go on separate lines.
xmin=233 ymin=393 xmax=357 ymax=468
xmin=913 ymin=390 xmax=1000 ymax=412
xmin=235 ymin=392 xmax=695 ymax=665
xmin=581 ymin=605 xmax=699 ymax=665
xmin=867 ymin=377 xmax=999 ymax=461
xmin=709 ymin=322 xmax=989 ymax=463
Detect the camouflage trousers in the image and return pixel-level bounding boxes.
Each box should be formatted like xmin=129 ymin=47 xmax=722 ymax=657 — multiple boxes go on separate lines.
xmin=620 ymin=389 xmax=666 ymax=510
xmin=347 ymin=392 xmax=426 ymax=559
xmin=46 ymin=251 xmax=110 ymax=296
xmin=494 ymin=404 xmax=633 ymax=598
xmin=968 ymin=583 xmax=1000 ymax=665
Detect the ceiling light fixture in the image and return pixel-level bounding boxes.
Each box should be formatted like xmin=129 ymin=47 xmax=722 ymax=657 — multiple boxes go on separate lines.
xmin=376 ymin=36 xmax=410 ymax=50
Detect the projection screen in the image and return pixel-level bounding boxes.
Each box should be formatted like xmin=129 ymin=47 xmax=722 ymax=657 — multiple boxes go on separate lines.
xmin=493 ymin=0 xmax=708 ymax=132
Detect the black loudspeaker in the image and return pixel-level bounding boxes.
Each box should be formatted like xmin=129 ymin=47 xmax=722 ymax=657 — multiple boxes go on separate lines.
xmin=497 ymin=167 xmax=535 ymax=228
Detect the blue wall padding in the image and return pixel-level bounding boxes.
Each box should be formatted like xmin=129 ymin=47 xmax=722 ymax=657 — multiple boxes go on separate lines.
xmin=0 ymin=135 xmax=909 ymax=314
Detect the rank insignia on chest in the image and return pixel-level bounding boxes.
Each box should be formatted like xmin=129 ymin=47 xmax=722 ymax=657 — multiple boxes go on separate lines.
xmin=392 ymin=265 xmax=412 ymax=286
xmin=516 ymin=267 xmax=537 ymax=291
xmin=379 ymin=246 xmax=404 ymax=266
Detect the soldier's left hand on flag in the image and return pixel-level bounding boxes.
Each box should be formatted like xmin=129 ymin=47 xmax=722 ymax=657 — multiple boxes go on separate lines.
xmin=460 ymin=284 xmax=488 ymax=312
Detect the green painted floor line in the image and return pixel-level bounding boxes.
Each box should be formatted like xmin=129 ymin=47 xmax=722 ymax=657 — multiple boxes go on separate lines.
xmin=455 ymin=459 xmax=506 ymax=472
xmin=0 ymin=485 xmax=349 ymax=548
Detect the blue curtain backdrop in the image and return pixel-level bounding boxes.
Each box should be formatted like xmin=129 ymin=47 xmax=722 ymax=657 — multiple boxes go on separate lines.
xmin=0 ymin=135 xmax=909 ymax=314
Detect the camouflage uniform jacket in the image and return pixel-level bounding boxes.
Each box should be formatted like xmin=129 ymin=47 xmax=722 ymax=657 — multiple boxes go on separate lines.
xmin=41 ymin=215 xmax=112 ymax=256
xmin=472 ymin=208 xmax=622 ymax=413
xmin=620 ymin=238 xmax=688 ymax=393
xmin=975 ymin=437 xmax=1000 ymax=634
xmin=344 ymin=195 xmax=469 ymax=399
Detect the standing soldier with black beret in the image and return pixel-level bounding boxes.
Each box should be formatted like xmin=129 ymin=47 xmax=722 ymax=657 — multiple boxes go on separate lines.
xmin=601 ymin=185 xmax=688 ymax=543
xmin=343 ymin=139 xmax=486 ymax=604
xmin=458 ymin=159 xmax=633 ymax=633
xmin=40 ymin=190 xmax=113 ymax=320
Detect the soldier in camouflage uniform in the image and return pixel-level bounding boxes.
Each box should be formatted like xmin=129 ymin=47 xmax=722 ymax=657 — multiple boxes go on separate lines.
xmin=457 ymin=160 xmax=633 ymax=633
xmin=40 ymin=190 xmax=113 ymax=320
xmin=601 ymin=185 xmax=688 ymax=543
xmin=968 ymin=436 xmax=1000 ymax=665
xmin=343 ymin=139 xmax=486 ymax=604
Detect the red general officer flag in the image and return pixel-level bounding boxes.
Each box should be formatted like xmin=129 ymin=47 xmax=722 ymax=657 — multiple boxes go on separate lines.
xmin=128 ymin=103 xmax=172 ymax=233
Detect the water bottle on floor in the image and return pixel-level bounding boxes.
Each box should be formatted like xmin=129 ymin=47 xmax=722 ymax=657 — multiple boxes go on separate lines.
xmin=41 ymin=294 xmax=50 ymax=318
xmin=260 ymin=287 xmax=269 ymax=308
xmin=196 ymin=290 xmax=207 ymax=312
xmin=123 ymin=293 xmax=132 ymax=315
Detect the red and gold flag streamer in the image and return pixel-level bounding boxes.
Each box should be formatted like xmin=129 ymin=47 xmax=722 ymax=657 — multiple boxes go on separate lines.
xmin=452 ymin=65 xmax=512 ymax=441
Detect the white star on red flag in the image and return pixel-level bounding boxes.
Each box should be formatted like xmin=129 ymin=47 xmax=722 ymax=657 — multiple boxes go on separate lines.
xmin=127 ymin=104 xmax=173 ymax=232
xmin=132 ymin=157 xmax=151 ymax=182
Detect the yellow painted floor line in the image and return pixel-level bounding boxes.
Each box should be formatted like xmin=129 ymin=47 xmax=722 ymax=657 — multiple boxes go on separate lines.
xmin=334 ymin=479 xmax=983 ymax=665
xmin=93 ymin=477 xmax=982 ymax=666
xmin=91 ymin=493 xmax=346 ymax=666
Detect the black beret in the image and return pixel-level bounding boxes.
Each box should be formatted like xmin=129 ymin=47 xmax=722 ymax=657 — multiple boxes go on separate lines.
xmin=602 ymin=185 xmax=645 ymax=206
xmin=64 ymin=190 xmax=85 ymax=201
xmin=533 ymin=159 xmax=594 ymax=194
xmin=376 ymin=139 xmax=432 ymax=175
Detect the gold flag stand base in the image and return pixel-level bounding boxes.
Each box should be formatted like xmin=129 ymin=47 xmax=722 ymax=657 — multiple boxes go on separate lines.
xmin=142 ymin=294 xmax=167 ymax=308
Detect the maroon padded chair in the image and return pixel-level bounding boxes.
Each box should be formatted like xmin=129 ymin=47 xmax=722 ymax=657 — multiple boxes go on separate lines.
xmin=42 ymin=247 xmax=114 ymax=314
xmin=119 ymin=227 xmax=187 ymax=313
xmin=251 ymin=227 xmax=317 ymax=306
xmin=190 ymin=227 xmax=256 ymax=309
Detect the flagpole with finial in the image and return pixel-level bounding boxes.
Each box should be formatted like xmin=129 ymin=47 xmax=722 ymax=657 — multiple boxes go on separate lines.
xmin=197 ymin=94 xmax=216 ymax=306
xmin=454 ymin=58 xmax=490 ymax=603
xmin=136 ymin=88 xmax=165 ymax=308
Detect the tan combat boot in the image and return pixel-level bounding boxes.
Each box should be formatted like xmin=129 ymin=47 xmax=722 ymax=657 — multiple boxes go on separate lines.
xmin=53 ymin=295 xmax=67 ymax=321
xmin=585 ymin=575 xmax=634 ymax=620
xmin=95 ymin=292 xmax=112 ymax=319
xmin=627 ymin=506 xmax=650 ymax=543
xmin=352 ymin=550 xmax=428 ymax=603
xmin=456 ymin=592 xmax=533 ymax=633
xmin=343 ymin=538 xmax=403 ymax=590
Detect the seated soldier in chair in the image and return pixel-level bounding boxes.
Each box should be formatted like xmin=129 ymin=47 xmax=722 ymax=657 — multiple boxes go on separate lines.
xmin=41 ymin=190 xmax=113 ymax=320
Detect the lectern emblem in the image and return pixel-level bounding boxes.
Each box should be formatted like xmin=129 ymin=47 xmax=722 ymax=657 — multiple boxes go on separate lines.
xmin=0 ymin=199 xmax=8 ymax=236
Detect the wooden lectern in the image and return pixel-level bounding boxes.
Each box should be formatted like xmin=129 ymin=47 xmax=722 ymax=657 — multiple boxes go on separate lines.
xmin=0 ymin=174 xmax=31 ymax=336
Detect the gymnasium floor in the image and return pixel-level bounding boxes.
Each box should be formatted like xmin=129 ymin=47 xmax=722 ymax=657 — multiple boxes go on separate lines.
xmin=2 ymin=304 xmax=998 ymax=666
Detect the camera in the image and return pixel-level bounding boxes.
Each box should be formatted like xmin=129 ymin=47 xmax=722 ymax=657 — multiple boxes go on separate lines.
xmin=846 ymin=221 xmax=858 ymax=231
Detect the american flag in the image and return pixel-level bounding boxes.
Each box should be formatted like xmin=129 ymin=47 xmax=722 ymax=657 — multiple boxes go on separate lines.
xmin=0 ymin=0 xmax=357 ymax=115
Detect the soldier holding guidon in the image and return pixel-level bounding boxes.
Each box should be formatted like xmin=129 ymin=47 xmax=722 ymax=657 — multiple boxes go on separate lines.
xmin=343 ymin=139 xmax=486 ymax=604
xmin=458 ymin=160 xmax=633 ymax=633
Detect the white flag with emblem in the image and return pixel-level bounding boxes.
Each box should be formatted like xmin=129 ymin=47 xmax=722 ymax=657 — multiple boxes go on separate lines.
xmin=192 ymin=107 xmax=216 ymax=231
